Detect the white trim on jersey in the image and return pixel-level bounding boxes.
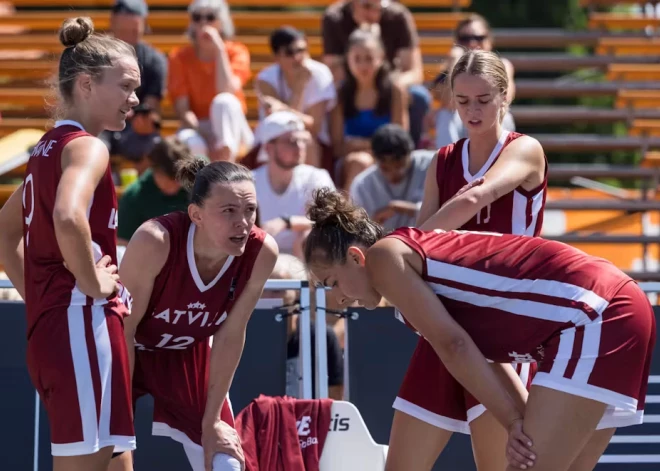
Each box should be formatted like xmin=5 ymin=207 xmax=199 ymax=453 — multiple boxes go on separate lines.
xmin=426 ymin=258 xmax=610 ymax=322
xmin=461 ymin=130 xmax=509 ymax=182
xmin=54 ymin=120 xmax=85 ymax=130
xmin=187 ymin=224 xmax=235 ymax=293
xmin=392 ymin=397 xmax=470 ymax=435
xmin=51 ymin=306 xmax=135 ymax=456
xmin=512 ymin=189 xmax=544 ymax=236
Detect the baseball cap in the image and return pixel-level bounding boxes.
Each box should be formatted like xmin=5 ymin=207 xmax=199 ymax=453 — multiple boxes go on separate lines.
xmin=112 ymin=0 xmax=148 ymax=17
xmin=254 ymin=111 xmax=307 ymax=163
xmin=255 ymin=111 xmax=306 ymax=145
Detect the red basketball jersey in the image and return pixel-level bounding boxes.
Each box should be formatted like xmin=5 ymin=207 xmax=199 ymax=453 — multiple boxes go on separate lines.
xmin=22 ymin=120 xmax=121 ymax=336
xmin=436 ymin=131 xmax=547 ymax=236
xmin=387 ymin=227 xmax=632 ymax=364
xmin=134 ymin=212 xmax=266 ymax=351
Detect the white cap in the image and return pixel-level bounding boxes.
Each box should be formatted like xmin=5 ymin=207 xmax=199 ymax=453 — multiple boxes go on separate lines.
xmin=255 ymin=111 xmax=305 ymax=146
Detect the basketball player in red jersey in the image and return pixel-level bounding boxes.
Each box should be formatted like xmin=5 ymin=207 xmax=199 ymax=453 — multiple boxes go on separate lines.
xmin=387 ymin=49 xmax=549 ymax=471
xmin=109 ymin=160 xmax=278 ymax=471
xmin=0 ymin=17 xmax=140 ymax=471
xmin=303 ymin=188 xmax=655 ymax=471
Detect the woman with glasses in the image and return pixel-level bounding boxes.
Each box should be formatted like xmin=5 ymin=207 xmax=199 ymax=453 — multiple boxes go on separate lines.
xmin=432 ymin=14 xmax=516 ymax=148
xmin=168 ymin=0 xmax=254 ymax=162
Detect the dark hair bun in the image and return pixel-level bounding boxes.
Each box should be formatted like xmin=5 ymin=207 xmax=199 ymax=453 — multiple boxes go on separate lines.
xmin=175 ymin=156 xmax=208 ymax=193
xmin=307 ymin=187 xmax=368 ymax=233
xmin=59 ymin=17 xmax=95 ymax=48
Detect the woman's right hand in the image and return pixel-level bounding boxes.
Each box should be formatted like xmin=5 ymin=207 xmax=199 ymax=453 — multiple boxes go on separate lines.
xmin=506 ymin=418 xmax=536 ymax=470
xmin=85 ymin=255 xmax=119 ymax=299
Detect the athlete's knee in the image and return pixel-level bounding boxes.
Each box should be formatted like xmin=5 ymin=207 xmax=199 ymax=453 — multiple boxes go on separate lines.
xmin=212 ymin=453 xmax=242 ymax=471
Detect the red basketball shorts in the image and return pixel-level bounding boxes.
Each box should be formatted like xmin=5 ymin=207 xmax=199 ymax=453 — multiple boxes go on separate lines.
xmin=26 ymin=304 xmax=135 ymax=456
xmin=133 ymin=339 xmax=234 ymax=447
xmin=532 ymin=280 xmax=656 ymax=429
xmin=394 ymin=337 xmax=536 ymax=434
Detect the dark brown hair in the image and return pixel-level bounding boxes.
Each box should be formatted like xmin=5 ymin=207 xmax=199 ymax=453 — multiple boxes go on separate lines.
xmin=454 ymin=13 xmax=491 ymax=38
xmin=176 ymin=159 xmax=255 ymax=206
xmin=147 ymin=136 xmax=195 ymax=180
xmin=340 ymin=28 xmax=392 ymax=119
xmin=57 ymin=17 xmax=136 ymax=107
xmin=304 ymin=188 xmax=384 ymax=266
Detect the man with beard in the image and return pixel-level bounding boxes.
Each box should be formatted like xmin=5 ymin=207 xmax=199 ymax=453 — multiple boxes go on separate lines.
xmin=252 ymin=111 xmax=335 ymax=259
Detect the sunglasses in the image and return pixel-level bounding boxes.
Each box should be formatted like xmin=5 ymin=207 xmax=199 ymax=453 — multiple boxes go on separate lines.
xmin=282 ymin=46 xmax=307 ymax=57
xmin=191 ymin=12 xmax=217 ymax=23
xmin=457 ymin=34 xmax=488 ymax=44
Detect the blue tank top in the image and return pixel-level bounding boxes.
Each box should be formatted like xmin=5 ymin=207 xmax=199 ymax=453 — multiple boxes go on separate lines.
xmin=344 ymin=109 xmax=391 ymax=138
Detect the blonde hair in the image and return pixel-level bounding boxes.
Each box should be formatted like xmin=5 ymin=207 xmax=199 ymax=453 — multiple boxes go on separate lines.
xmin=450 ymin=49 xmax=509 ymax=121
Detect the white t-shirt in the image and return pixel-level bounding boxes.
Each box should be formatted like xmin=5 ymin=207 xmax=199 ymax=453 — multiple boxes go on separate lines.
xmin=257 ymin=59 xmax=336 ymax=144
xmin=253 ymin=164 xmax=336 ymax=253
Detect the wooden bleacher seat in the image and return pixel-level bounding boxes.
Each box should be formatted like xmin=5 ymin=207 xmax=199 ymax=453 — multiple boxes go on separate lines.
xmin=0 ymin=117 xmax=259 ymax=138
xmin=597 ymin=37 xmax=660 ymax=56
xmin=8 ymin=0 xmax=471 ymax=7
xmin=616 ymin=90 xmax=660 ymax=109
xmin=0 ymin=11 xmax=469 ymax=33
xmin=0 ymin=33 xmax=454 ymax=57
xmin=589 ymin=13 xmax=660 ymax=31
xmin=580 ymin=0 xmax=649 ymax=5
xmin=510 ymin=106 xmax=660 ymax=125
xmin=606 ymin=64 xmax=660 ymax=81
xmin=642 ymin=151 xmax=660 ymax=168
xmin=534 ymin=134 xmax=660 ymax=153
xmin=630 ymin=120 xmax=660 ymax=138
xmin=514 ymin=80 xmax=660 ymax=99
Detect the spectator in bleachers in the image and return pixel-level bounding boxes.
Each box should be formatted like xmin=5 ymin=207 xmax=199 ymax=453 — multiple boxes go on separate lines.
xmin=254 ymin=27 xmax=336 ymax=170
xmin=349 ymin=123 xmax=432 ymax=231
xmin=169 ymin=0 xmax=253 ymax=162
xmin=117 ymin=136 xmax=192 ymax=245
xmin=330 ymin=28 xmax=407 ymax=190
xmin=102 ymin=0 xmax=167 ymax=169
xmin=433 ymin=14 xmax=516 ymax=148
xmin=322 ymin=0 xmax=430 ymax=146
xmin=252 ymin=111 xmax=335 ymax=260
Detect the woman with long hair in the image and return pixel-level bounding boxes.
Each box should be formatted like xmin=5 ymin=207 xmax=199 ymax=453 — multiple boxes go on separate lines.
xmin=330 ymin=27 xmax=408 ymax=189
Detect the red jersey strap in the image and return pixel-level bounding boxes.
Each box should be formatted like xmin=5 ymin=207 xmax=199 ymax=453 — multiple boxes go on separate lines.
xmin=385 ymin=227 xmax=430 ymax=278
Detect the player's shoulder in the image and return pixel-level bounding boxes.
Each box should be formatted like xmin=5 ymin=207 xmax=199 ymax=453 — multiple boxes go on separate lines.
xmin=504 ymin=133 xmax=545 ymax=162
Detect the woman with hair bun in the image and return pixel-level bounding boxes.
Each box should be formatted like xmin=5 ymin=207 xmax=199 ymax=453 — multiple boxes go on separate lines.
xmin=387 ymin=49 xmax=549 ymax=470
xmin=303 ymin=187 xmax=655 ymax=471
xmin=110 ymin=159 xmax=278 ymax=471
xmin=0 ymin=16 xmax=140 ymax=471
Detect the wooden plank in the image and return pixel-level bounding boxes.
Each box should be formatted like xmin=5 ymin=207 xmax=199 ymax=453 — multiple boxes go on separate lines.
xmin=589 ymin=13 xmax=660 ymax=31
xmin=509 ymin=106 xmax=660 ymax=125
xmin=580 ymin=0 xmax=646 ymax=5
xmin=535 ymin=133 xmax=660 ymax=153
xmin=8 ymin=0 xmax=471 ymax=7
xmin=597 ymin=37 xmax=660 ymax=56
xmin=631 ymin=119 xmax=660 ymax=137
xmin=616 ymin=90 xmax=660 ymax=109
xmin=0 ymin=33 xmax=454 ymax=56
xmin=607 ymin=64 xmax=660 ymax=81
xmin=0 ymin=11 xmax=468 ymax=32
xmin=0 ymin=116 xmax=258 ymax=138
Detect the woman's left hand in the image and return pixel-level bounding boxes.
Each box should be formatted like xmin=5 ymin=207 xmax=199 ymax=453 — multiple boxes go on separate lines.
xmin=506 ymin=418 xmax=536 ymax=470
xmin=199 ymin=25 xmax=225 ymax=50
xmin=202 ymin=420 xmax=245 ymax=471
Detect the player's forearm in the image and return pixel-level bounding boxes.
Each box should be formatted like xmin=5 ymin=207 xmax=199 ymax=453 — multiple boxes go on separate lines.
xmin=491 ymin=363 xmax=528 ymax=416
xmin=0 ymin=237 xmax=25 ymax=299
xmin=432 ymin=337 xmax=521 ymax=429
xmin=202 ymin=333 xmax=246 ymax=429
xmin=53 ymin=209 xmax=100 ymax=294
xmin=420 ymin=188 xmax=489 ymax=231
